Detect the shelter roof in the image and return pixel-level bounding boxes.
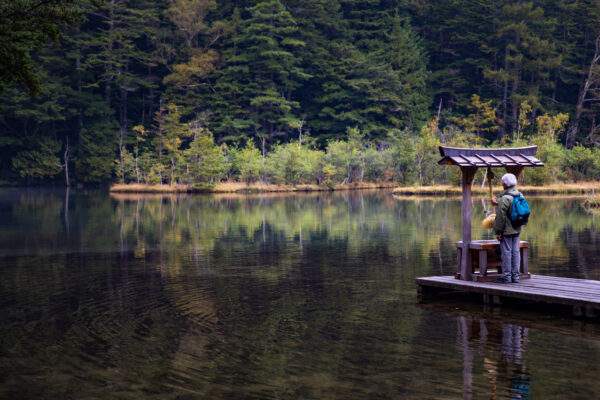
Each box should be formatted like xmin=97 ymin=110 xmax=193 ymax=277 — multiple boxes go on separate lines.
xmin=438 ymin=146 xmax=544 ymax=168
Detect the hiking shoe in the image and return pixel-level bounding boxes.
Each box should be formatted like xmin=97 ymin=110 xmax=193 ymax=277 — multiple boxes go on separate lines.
xmin=512 ymin=277 xmax=520 ymax=283
xmin=495 ymin=277 xmax=510 ymax=283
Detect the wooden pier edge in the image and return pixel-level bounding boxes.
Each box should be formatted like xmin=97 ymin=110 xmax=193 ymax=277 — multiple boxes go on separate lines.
xmin=416 ymin=274 xmax=600 ymax=319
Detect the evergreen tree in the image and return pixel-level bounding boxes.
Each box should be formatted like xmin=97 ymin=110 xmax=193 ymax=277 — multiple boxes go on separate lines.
xmin=83 ymin=0 xmax=161 ymax=181
xmin=0 ymin=0 xmax=85 ymax=96
xmin=210 ymin=0 xmax=310 ymax=152
xmin=11 ymin=137 xmax=63 ymax=183
xmin=184 ymin=121 xmax=225 ymax=186
xmin=484 ymin=2 xmax=559 ymax=137
xmin=154 ymin=103 xmax=191 ymax=185
xmin=559 ymin=0 xmax=600 ymax=146
xmin=311 ymin=6 xmax=429 ymax=139
xmin=210 ymin=7 xmax=260 ymax=143
xmin=163 ymin=0 xmax=222 ymax=116
xmin=339 ymin=0 xmax=394 ymax=53
xmin=0 ymin=45 xmax=80 ymax=185
xmin=285 ymin=0 xmax=347 ymax=142
xmin=386 ymin=10 xmax=430 ymax=130
xmin=3 ymin=0 xmax=600 ymax=186
xmin=398 ymin=0 xmax=497 ymax=114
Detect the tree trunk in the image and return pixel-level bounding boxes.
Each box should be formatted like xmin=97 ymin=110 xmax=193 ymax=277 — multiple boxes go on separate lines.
xmin=158 ymin=133 xmax=163 ymax=185
xmin=76 ymin=25 xmax=84 ymax=148
xmin=510 ymin=35 xmax=521 ymax=139
xmin=64 ymin=137 xmax=70 ymax=187
xmin=135 ymin=140 xmax=139 ymax=184
xmin=346 ymin=163 xmax=352 ymax=184
xmin=186 ymin=163 xmax=191 ymax=189
xmin=105 ymin=0 xmax=115 ymax=126
xmin=586 ymin=115 xmax=600 ymax=143
xmin=158 ymin=100 xmax=163 ymax=185
xmin=119 ymin=80 xmax=128 ymax=184
xmin=64 ymin=186 xmax=70 ymax=235
xmin=567 ymin=34 xmax=600 ymax=147
xmin=171 ymin=154 xmax=175 ymax=186
xmin=358 ymin=153 xmax=364 ymax=183
xmin=398 ymin=164 xmax=403 ymax=184
xmin=501 ymin=45 xmax=509 ymax=140
xmin=260 ymin=135 xmax=266 ymax=184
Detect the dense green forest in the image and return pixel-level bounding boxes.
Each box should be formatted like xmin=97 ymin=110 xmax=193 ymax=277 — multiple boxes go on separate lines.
xmin=1 ymin=0 xmax=600 ymax=187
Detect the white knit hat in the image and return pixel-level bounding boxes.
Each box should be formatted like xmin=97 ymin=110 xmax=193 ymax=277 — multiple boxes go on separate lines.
xmin=501 ymin=173 xmax=517 ymax=187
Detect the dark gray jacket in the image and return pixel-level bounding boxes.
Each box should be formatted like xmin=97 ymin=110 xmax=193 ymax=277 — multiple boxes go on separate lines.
xmin=493 ymin=186 xmax=522 ymax=236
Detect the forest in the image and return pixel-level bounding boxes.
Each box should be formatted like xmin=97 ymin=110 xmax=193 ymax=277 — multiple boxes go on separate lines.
xmin=1 ymin=0 xmax=600 ymax=187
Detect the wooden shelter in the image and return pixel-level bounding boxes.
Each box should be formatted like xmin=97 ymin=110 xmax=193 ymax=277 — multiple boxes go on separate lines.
xmin=438 ymin=146 xmax=544 ymax=281
xmin=417 ymin=146 xmax=600 ymax=319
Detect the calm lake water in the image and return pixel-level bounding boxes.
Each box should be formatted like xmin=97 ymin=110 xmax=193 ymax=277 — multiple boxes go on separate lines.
xmin=0 ymin=188 xmax=599 ymax=399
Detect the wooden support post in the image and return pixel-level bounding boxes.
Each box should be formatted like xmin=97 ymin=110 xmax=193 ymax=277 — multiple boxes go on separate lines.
xmin=485 ymin=294 xmax=502 ymax=305
xmin=460 ymin=167 xmax=477 ymax=281
xmin=417 ymin=284 xmax=439 ymax=303
xmin=479 ymin=249 xmax=488 ymax=277
xmin=483 ymin=294 xmax=491 ymax=304
xmin=456 ymin=245 xmax=462 ymax=279
xmin=572 ymin=305 xmax=596 ymax=318
xmin=585 ymin=306 xmax=598 ymax=318
xmin=521 ymin=247 xmax=528 ymax=275
xmin=505 ymin=166 xmax=524 ymax=180
xmin=417 ymin=285 xmax=425 ymax=303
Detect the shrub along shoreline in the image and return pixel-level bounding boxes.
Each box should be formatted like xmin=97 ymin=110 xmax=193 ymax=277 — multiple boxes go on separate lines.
xmin=109 ymin=181 xmax=600 ymax=195
xmin=106 ymin=108 xmax=600 ymax=192
xmin=393 ymin=182 xmax=600 ymax=196
xmin=109 ymin=182 xmax=398 ymax=193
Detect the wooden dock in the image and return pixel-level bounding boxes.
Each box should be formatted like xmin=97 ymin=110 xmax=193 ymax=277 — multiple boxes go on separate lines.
xmin=416 ymin=275 xmax=600 ymax=319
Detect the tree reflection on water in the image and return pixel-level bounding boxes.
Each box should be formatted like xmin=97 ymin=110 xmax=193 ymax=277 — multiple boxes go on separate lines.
xmin=0 ymin=189 xmax=598 ymax=398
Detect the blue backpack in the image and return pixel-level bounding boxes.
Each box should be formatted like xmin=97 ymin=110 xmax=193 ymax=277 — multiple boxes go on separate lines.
xmin=508 ymin=193 xmax=530 ymax=227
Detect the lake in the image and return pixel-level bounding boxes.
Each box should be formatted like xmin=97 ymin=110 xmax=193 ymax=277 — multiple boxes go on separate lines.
xmin=0 ymin=189 xmax=599 ymax=399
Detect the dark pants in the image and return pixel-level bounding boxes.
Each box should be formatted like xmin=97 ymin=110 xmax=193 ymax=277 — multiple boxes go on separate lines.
xmin=501 ymin=234 xmax=520 ymax=281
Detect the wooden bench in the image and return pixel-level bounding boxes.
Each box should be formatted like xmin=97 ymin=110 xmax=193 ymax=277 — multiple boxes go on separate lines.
xmin=456 ymin=240 xmax=529 ymax=282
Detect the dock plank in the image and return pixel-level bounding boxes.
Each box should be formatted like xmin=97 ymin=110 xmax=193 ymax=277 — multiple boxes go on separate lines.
xmin=416 ymin=275 xmax=600 ymax=313
xmin=521 ymin=284 xmax=600 ymax=295
xmin=417 ymin=277 xmax=600 ymax=301
xmin=502 ymin=281 xmax=600 ymax=296
xmin=416 ymin=279 xmax=600 ymax=308
xmin=522 ymin=276 xmax=600 ymax=288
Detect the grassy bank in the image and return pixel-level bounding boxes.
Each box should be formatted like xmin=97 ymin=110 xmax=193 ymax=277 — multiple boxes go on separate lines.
xmin=109 ymin=182 xmax=398 ymax=194
xmin=109 ymin=181 xmax=600 ymax=195
xmin=392 ymin=182 xmax=600 ymax=196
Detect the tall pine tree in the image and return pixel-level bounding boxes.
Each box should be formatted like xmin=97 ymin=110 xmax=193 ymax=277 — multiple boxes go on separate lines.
xmin=210 ymin=0 xmax=309 ymax=153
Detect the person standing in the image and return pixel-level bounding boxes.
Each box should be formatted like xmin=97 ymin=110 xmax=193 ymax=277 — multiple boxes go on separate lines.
xmin=491 ymin=173 xmax=522 ymax=283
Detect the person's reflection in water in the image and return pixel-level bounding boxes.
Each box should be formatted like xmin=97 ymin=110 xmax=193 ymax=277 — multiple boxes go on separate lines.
xmin=458 ymin=316 xmax=531 ymax=399
xmin=501 ymin=323 xmax=531 ymax=399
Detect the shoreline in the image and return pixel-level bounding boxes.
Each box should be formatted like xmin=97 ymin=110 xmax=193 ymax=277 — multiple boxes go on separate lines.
xmin=108 ymin=182 xmax=398 ymax=194
xmin=108 ymin=182 xmax=600 ymax=195
xmin=392 ymin=183 xmax=600 ymax=196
